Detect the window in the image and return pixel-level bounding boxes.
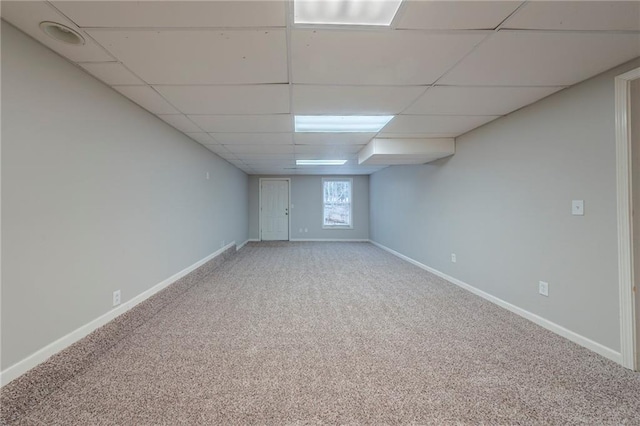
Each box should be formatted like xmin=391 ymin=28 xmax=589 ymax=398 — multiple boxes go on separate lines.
xmin=323 ymin=178 xmax=353 ymax=228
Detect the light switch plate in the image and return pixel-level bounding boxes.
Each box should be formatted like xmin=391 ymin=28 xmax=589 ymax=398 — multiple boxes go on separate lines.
xmin=572 ymin=200 xmax=584 ymax=216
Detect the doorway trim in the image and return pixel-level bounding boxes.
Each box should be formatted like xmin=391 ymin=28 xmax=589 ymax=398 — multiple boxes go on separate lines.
xmin=258 ymin=178 xmax=291 ymax=241
xmin=615 ymin=66 xmax=640 ymax=370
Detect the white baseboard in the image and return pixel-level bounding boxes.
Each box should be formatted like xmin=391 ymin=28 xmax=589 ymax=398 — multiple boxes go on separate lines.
xmin=237 ymin=239 xmax=251 ymax=250
xmin=238 ymin=239 xmax=260 ymax=248
xmin=369 ymin=240 xmax=623 ymax=365
xmin=0 ymin=241 xmax=236 ymax=387
xmin=289 ymin=238 xmax=370 ymax=242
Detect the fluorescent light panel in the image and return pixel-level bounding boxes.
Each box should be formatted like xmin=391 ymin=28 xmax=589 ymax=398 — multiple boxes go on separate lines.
xmin=295 ymin=115 xmax=394 ymax=133
xmin=296 ymin=160 xmax=348 ymax=165
xmin=294 ymin=0 xmax=403 ymax=26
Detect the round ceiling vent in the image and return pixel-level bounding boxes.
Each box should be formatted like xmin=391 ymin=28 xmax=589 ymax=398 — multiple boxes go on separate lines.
xmin=39 ymin=22 xmax=85 ymax=45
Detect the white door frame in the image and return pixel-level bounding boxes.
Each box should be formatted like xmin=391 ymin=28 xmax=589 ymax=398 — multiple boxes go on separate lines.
xmin=615 ymin=66 xmax=640 ymax=370
xmin=258 ymin=178 xmax=291 ymax=241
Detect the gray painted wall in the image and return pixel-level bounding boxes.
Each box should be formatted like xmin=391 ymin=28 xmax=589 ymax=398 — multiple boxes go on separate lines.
xmin=248 ymin=175 xmax=369 ymax=240
xmin=370 ymin=58 xmax=640 ymax=352
xmin=1 ymin=23 xmax=248 ymax=370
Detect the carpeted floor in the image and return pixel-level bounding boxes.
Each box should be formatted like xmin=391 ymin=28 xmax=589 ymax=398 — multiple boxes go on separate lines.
xmin=3 ymin=242 xmax=640 ymax=425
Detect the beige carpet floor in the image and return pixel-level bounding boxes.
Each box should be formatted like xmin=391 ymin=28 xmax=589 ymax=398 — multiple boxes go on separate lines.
xmin=3 ymin=242 xmax=640 ymax=425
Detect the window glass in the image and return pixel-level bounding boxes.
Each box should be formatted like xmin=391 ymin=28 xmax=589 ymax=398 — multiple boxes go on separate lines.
xmin=323 ymin=179 xmax=352 ymax=228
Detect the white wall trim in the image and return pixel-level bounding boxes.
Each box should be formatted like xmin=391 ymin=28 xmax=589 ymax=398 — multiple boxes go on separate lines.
xmin=369 ymin=240 xmax=622 ymax=365
xmin=0 ymin=241 xmax=236 ymax=387
xmin=290 ymin=238 xmax=370 ymax=242
xmin=615 ymin=66 xmax=640 ymax=371
xmin=238 ymin=239 xmax=259 ymax=250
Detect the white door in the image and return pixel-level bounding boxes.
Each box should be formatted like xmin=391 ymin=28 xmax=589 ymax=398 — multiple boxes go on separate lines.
xmin=261 ymin=180 xmax=289 ymax=241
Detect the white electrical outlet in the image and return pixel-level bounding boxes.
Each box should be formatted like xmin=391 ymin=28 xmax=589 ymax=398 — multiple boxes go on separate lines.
xmin=113 ymin=290 xmax=121 ymax=307
xmin=572 ymin=200 xmax=584 ymax=216
xmin=304 ymin=228 xmax=308 ymax=233
xmin=451 ymin=253 xmax=457 ymax=263
xmin=206 ymin=172 xmax=210 ymax=180
xmin=539 ymin=281 xmax=549 ymax=297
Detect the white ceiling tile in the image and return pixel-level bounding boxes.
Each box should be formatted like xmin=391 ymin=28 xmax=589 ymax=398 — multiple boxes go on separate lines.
xmin=440 ymin=31 xmax=640 ymax=86
xmin=226 ymin=161 xmax=246 ymax=169
xmin=249 ymin=169 xmax=293 ymax=175
xmin=225 ymin=145 xmax=295 ymax=154
xmin=504 ymin=1 xmax=640 ymax=31
xmin=382 ymin=115 xmax=499 ymax=135
xmin=237 ymin=154 xmax=295 ymax=160
xmin=185 ymin=133 xmax=218 ymax=145
xmin=189 ymin=115 xmax=292 ymax=133
xmin=294 ymin=153 xmax=358 ymax=161
xmin=113 ymin=86 xmax=180 ymax=114
xmin=203 ymin=143 xmax=228 ymax=153
xmin=378 ymin=132 xmax=459 ymax=139
xmin=291 ymin=29 xmax=487 ymax=85
xmin=210 ymin=133 xmax=293 ymax=145
xmin=292 ymin=85 xmax=425 ymax=114
xmin=52 ymin=1 xmax=286 ymax=28
xmin=157 ymin=115 xmax=202 ymax=133
xmin=204 ymin=144 xmax=228 ymax=155
xmin=227 ymin=159 xmax=247 ymax=166
xmin=230 ymin=161 xmax=250 ymax=170
xmin=214 ymin=152 xmax=240 ymax=162
xmin=240 ymin=163 xmax=293 ymax=172
xmin=294 ymin=133 xmax=377 ymax=145
xmin=294 ymin=145 xmax=364 ymax=155
xmin=405 ymin=86 xmax=563 ymax=116
xmin=154 ymin=85 xmax=289 ymax=115
xmin=234 ymin=166 xmax=254 ymax=173
xmin=88 ymin=29 xmax=288 ymax=84
xmin=397 ymin=1 xmax=523 ymax=30
xmin=251 ymin=168 xmax=296 ymax=175
xmin=219 ymin=154 xmax=242 ymax=162
xmin=294 ymin=166 xmax=377 ymax=175
xmin=1 ymin=1 xmax=114 ymax=62
xmin=228 ymin=159 xmax=250 ymax=166
xmin=79 ymin=62 xmax=144 ymax=85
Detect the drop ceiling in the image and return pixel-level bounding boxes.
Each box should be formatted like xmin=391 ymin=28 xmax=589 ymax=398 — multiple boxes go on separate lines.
xmin=2 ymin=1 xmax=639 ymax=175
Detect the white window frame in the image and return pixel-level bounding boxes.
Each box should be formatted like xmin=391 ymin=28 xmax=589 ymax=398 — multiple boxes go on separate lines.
xmin=322 ymin=177 xmax=354 ymax=229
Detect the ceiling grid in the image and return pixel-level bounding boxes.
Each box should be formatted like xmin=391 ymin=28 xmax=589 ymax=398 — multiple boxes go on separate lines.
xmin=1 ymin=0 xmax=638 ymax=175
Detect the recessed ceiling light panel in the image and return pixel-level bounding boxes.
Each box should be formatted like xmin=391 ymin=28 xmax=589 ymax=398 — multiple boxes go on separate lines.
xmin=39 ymin=22 xmax=85 ymax=45
xmin=294 ymin=0 xmax=403 ymax=26
xmin=296 ymin=160 xmax=348 ymax=165
xmin=295 ymin=115 xmax=394 ymax=133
